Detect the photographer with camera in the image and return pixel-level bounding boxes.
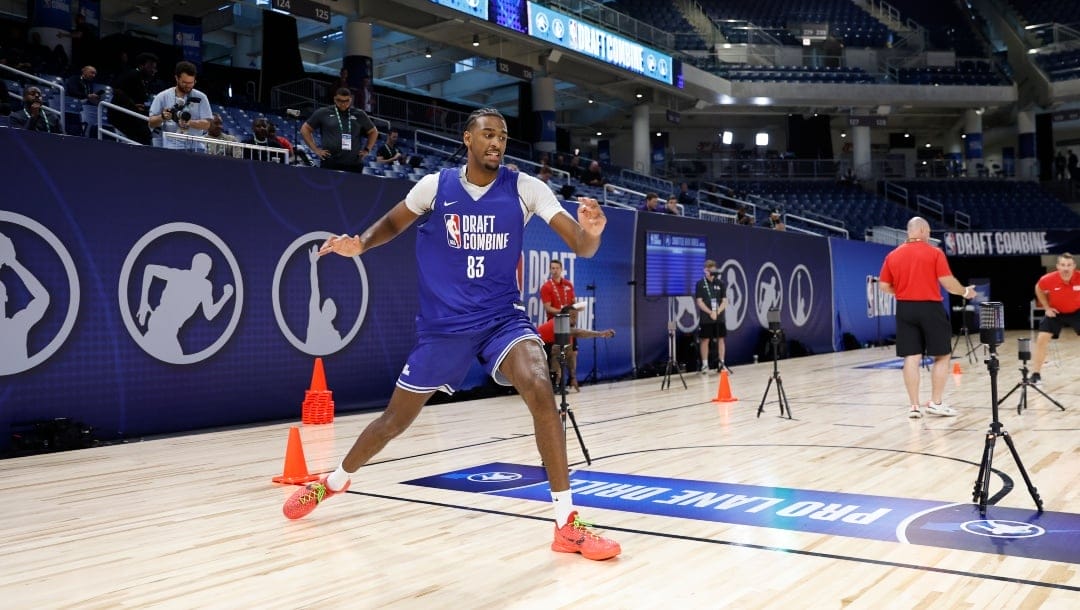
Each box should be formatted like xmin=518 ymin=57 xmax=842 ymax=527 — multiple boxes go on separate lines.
xmin=695 ymin=260 xmax=729 ymax=374
xmin=148 ymin=61 xmax=212 ymax=151
xmin=10 ymin=86 xmax=60 ymax=134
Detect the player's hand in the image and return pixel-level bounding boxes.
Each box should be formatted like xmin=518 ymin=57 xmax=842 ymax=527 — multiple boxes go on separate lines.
xmin=320 ymin=233 xmax=363 ymax=257
xmin=1046 ymin=307 xmax=1058 ymax=318
xmin=575 ymin=197 xmax=606 ymax=236
xmin=602 ymin=329 xmax=615 ymax=338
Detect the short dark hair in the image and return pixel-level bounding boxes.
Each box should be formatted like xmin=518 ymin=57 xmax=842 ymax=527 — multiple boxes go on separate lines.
xmin=175 ymin=61 xmax=197 ymax=78
xmin=335 ymin=88 xmax=352 ymax=98
xmin=465 ymin=108 xmax=504 ymax=131
xmin=136 ymin=52 xmax=158 ymax=66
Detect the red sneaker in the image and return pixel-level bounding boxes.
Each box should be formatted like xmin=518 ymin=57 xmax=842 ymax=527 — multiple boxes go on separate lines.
xmin=551 ymin=511 xmax=621 ymax=560
xmin=282 ymin=476 xmax=350 ymax=520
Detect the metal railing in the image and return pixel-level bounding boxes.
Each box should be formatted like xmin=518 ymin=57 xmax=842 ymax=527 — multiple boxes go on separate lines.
xmin=601 ymin=184 xmax=640 ymax=210
xmin=163 ymin=131 xmax=292 ymax=163
xmin=548 ymin=0 xmax=677 ymax=52
xmin=619 ymin=168 xmax=674 ymax=195
xmin=96 ymin=100 xmax=146 ymax=145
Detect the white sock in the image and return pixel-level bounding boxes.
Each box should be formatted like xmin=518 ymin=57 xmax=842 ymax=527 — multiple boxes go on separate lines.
xmin=326 ymin=465 xmax=351 ymax=492
xmin=551 ymin=489 xmax=574 ymax=526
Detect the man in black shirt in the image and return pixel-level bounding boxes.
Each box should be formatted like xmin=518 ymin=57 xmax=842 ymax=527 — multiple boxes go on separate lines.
xmin=300 ymin=88 xmax=378 ymax=172
xmin=694 ymin=260 xmax=728 ymax=374
xmin=376 ymin=128 xmax=404 ymax=164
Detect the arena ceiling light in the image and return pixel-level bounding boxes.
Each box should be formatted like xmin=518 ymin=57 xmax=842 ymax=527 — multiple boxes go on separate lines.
xmin=472 ymin=34 xmax=480 ymax=47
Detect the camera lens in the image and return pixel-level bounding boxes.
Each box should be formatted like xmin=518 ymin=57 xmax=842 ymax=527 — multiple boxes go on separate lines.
xmin=179 ymin=110 xmax=191 ymax=122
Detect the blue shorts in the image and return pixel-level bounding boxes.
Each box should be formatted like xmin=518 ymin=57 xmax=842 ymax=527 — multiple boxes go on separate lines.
xmin=396 ymin=308 xmax=543 ymax=395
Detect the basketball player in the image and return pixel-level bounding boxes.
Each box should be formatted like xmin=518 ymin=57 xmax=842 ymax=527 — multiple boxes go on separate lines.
xmin=284 ymin=108 xmax=621 ymax=561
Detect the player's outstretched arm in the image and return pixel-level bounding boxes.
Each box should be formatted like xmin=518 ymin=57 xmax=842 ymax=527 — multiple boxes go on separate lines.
xmin=320 ymin=200 xmax=421 ymax=258
xmin=548 ymin=197 xmax=605 ymax=258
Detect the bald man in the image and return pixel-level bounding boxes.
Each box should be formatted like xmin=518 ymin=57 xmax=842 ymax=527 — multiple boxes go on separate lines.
xmin=879 ymin=217 xmax=975 ymax=419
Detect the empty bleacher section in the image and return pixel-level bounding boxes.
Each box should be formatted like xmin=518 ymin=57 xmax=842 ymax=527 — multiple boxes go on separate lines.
xmin=1033 ymin=48 xmax=1080 ymax=82
xmin=887 ymin=180 xmax=1080 ymax=230
xmin=896 ymin=61 xmax=1008 ymax=85
xmin=715 ymin=64 xmax=875 ymax=83
xmin=607 ymin=0 xmax=709 ymax=50
xmin=697 ymin=0 xmax=893 ymax=47
xmin=1008 ymin=0 xmax=1080 ymax=31
xmin=881 ymin=0 xmax=987 ymax=57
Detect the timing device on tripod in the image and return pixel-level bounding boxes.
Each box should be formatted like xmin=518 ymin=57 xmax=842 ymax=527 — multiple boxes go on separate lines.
xmin=951 ymin=296 xmax=979 ymax=364
xmin=996 ymin=336 xmax=1065 ymax=415
xmin=582 ymin=281 xmax=599 ymax=384
xmin=661 ymin=320 xmax=687 ymax=391
xmin=757 ymin=308 xmax=793 ymax=419
xmin=553 ymin=312 xmax=591 ymax=465
xmin=971 ymin=302 xmax=1043 ymax=516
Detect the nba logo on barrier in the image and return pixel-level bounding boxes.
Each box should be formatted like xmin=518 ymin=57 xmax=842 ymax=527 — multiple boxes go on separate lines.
xmin=444 ymin=214 xmax=461 ymax=249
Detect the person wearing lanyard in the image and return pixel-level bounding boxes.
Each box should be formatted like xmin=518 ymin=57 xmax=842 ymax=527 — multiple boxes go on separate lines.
xmin=11 ymin=87 xmax=60 ymax=134
xmin=540 ymin=260 xmax=578 ymax=390
xmin=300 ymin=88 xmax=378 ymax=173
xmin=694 ymin=259 xmax=728 ymax=374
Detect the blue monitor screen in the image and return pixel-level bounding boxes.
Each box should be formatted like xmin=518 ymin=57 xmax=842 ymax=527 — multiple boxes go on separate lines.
xmin=645 ymin=232 xmax=707 ymax=297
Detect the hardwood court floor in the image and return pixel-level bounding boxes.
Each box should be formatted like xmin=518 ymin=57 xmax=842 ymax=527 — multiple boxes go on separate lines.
xmin=2 ymin=331 xmax=1078 ymax=609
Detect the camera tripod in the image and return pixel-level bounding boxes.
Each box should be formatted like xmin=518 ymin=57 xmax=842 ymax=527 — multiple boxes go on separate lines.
xmin=661 ymin=321 xmax=687 ymax=391
xmin=757 ymin=330 xmax=792 ymax=419
xmin=554 ymin=343 xmax=591 ymax=465
xmin=951 ymin=298 xmax=979 ymax=364
xmin=997 ymin=357 xmax=1065 ymax=415
xmin=972 ymin=345 xmax=1043 ymax=516
xmin=582 ymin=282 xmax=599 ymax=384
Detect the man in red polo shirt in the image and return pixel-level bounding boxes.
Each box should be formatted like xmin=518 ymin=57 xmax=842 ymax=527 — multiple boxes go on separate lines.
xmin=1030 ymin=252 xmax=1080 ymax=385
xmin=879 ymin=217 xmax=976 ymax=419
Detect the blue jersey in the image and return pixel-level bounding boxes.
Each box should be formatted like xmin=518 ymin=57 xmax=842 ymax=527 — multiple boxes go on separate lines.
xmin=414 ymin=167 xmax=526 ymax=332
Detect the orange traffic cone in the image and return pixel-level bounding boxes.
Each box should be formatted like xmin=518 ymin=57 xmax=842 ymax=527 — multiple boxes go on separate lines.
xmin=711 ymin=369 xmax=738 ymax=403
xmin=952 ymin=362 xmax=962 ymax=375
xmin=272 ymin=426 xmax=319 ymax=485
xmin=301 ymin=358 xmax=335 ymax=425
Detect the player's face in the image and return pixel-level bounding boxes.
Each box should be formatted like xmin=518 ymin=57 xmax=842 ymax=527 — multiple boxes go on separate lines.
xmin=465 ymin=116 xmax=507 ymax=171
xmin=1057 ymin=257 xmax=1075 ymax=279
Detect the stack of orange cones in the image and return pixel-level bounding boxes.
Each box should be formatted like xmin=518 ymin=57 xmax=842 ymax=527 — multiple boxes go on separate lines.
xmin=711 ymin=370 xmax=738 ymax=403
xmin=272 ymin=426 xmax=319 ymax=485
xmin=301 ymin=357 xmax=335 ymax=425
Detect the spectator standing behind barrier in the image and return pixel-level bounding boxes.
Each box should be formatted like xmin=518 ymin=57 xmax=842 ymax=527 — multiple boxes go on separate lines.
xmin=205 ymin=113 xmax=241 ymax=158
xmin=63 ymin=65 xmax=102 ymax=136
xmin=736 ymin=206 xmax=755 ymax=226
xmin=376 ymin=128 xmax=403 ymax=164
xmin=1054 ymin=151 xmax=1066 ymax=181
xmin=1029 ymin=252 xmax=1080 ymax=386
xmin=301 ymin=88 xmax=378 ymax=173
xmin=10 ymin=86 xmax=60 ymax=133
xmin=878 ymin=216 xmax=974 ymax=419
xmin=639 ymin=192 xmax=661 ymax=212
xmin=583 ymin=160 xmax=605 ymax=186
xmin=110 ymin=52 xmax=158 ymax=145
xmin=664 ymin=195 xmax=681 ymax=215
xmin=766 ymin=209 xmax=786 ymax=230
xmin=677 ymin=182 xmax=695 ymax=207
xmin=242 ymin=117 xmax=284 ymax=162
xmin=694 ymin=259 xmax=728 ymax=374
xmin=1069 ymin=150 xmax=1079 ymax=188
xmin=148 ymin=61 xmax=212 ymax=151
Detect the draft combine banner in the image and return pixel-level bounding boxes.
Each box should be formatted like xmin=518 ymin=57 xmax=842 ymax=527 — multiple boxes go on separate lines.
xmin=941 ymin=230 xmax=1080 ymax=257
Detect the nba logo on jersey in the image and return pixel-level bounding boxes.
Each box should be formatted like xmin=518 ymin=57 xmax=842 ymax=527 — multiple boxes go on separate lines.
xmin=444 ymin=213 xmax=461 ymax=249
